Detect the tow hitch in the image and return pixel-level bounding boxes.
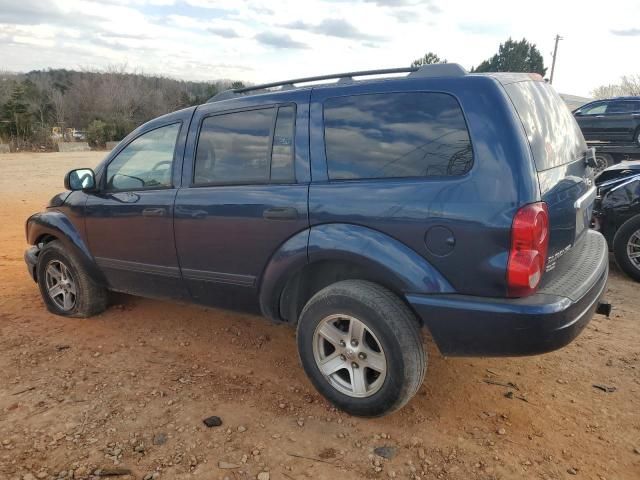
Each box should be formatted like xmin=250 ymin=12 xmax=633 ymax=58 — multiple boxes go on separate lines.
xmin=596 ymin=301 xmax=612 ymax=317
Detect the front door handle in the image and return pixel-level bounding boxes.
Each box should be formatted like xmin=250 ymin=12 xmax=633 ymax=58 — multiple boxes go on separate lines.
xmin=263 ymin=207 xmax=298 ymax=220
xmin=142 ymin=207 xmax=166 ymax=217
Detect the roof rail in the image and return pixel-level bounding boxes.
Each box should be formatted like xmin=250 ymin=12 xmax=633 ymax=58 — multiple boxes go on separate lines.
xmin=207 ymin=63 xmax=467 ymax=103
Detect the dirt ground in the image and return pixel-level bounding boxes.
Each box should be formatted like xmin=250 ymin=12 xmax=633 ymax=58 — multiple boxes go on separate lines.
xmin=0 ymin=152 xmax=638 ymax=480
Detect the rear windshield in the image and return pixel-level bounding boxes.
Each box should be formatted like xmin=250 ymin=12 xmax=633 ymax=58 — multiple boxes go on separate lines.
xmin=503 ymin=81 xmax=586 ymax=171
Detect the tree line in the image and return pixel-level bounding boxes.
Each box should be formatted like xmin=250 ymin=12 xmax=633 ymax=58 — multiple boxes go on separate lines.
xmin=0 ymin=67 xmax=243 ymax=150
xmin=2 ymin=37 xmax=635 ymax=151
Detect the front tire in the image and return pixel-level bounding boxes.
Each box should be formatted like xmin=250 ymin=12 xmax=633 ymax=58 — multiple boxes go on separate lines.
xmin=296 ymin=280 xmax=426 ymax=417
xmin=36 ymin=240 xmax=108 ymax=317
xmin=613 ymin=215 xmax=640 ymax=282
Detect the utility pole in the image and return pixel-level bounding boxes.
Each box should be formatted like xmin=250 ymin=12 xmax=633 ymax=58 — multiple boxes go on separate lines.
xmin=549 ymin=34 xmax=563 ymax=84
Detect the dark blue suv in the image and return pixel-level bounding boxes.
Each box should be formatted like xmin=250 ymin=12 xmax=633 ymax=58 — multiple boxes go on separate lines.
xmin=25 ymin=64 xmax=609 ymax=416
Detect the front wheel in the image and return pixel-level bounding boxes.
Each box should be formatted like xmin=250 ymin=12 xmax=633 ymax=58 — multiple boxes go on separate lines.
xmin=613 ymin=215 xmax=640 ymax=282
xmin=36 ymin=240 xmax=108 ymax=317
xmin=296 ymin=280 xmax=426 ymax=417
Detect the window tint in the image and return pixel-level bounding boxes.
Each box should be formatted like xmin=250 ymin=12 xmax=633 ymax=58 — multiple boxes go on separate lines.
xmin=270 ymin=105 xmax=295 ymax=182
xmin=608 ymin=101 xmax=637 ymax=114
xmin=194 ymin=108 xmax=274 ymax=184
xmin=106 ymin=123 xmax=180 ymax=191
xmin=581 ymin=103 xmax=607 ymax=115
xmin=323 ymin=93 xmax=473 ymax=180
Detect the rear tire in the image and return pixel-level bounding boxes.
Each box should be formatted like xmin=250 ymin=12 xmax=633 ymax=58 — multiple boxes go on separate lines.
xmin=613 ymin=215 xmax=640 ymax=282
xmin=296 ymin=280 xmax=426 ymax=417
xmin=36 ymin=240 xmax=108 ymax=317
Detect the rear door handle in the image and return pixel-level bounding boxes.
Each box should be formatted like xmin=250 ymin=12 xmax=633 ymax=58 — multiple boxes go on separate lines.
xmin=263 ymin=207 xmax=298 ymax=220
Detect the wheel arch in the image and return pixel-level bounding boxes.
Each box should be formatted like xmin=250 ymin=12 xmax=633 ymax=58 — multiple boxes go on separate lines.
xmin=27 ymin=211 xmax=106 ymax=285
xmin=258 ymin=223 xmax=454 ymax=324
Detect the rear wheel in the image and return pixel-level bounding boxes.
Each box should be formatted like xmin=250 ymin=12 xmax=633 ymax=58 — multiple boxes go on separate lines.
xmin=613 ymin=215 xmax=640 ymax=282
xmin=36 ymin=241 xmax=108 ymax=317
xmin=296 ymin=280 xmax=426 ymax=417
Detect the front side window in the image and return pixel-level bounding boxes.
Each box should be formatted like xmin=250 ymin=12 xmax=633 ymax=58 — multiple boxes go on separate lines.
xmin=106 ymin=123 xmax=180 ymax=191
xmin=323 ymin=92 xmax=473 ymax=180
xmin=580 ymin=103 xmax=607 ymax=115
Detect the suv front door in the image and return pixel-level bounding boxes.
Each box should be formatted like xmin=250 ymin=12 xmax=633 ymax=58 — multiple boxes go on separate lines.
xmin=85 ymin=112 xmax=191 ymax=299
xmin=174 ymin=92 xmax=310 ymax=311
xmin=575 ymin=101 xmax=608 ymax=140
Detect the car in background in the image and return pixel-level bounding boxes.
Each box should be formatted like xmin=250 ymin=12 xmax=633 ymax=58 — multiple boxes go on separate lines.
xmin=573 ymin=97 xmax=640 ymax=144
xmin=573 ymin=97 xmax=640 ymax=171
xmin=594 ymin=160 xmax=640 ymax=281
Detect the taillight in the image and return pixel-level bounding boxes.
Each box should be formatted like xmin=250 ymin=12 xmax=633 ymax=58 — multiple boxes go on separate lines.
xmin=507 ymin=202 xmax=549 ymax=297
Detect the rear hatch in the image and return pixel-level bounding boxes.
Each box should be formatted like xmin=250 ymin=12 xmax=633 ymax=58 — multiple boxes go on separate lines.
xmin=499 ymin=77 xmax=594 ymax=271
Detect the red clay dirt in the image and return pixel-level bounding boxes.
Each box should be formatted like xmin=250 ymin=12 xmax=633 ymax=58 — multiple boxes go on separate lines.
xmin=0 ymin=152 xmax=638 ymax=480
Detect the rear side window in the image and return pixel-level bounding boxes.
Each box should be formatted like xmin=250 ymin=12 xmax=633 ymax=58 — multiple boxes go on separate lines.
xmin=608 ymin=100 xmax=638 ymax=114
xmin=323 ymin=92 xmax=473 ymax=180
xmin=193 ymin=105 xmax=296 ymax=185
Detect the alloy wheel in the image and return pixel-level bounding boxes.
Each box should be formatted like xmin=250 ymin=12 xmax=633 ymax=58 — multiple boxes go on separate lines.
xmin=45 ymin=260 xmax=77 ymax=311
xmin=312 ymin=314 xmax=387 ymax=398
xmin=626 ymin=229 xmax=640 ymax=271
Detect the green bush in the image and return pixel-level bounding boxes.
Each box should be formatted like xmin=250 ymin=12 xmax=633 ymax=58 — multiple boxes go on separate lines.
xmin=86 ymin=120 xmax=115 ymax=148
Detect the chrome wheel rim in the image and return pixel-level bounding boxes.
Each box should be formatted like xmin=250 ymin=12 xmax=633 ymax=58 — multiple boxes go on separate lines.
xmin=627 ymin=230 xmax=640 ymax=271
xmin=594 ymin=155 xmax=608 ymax=175
xmin=312 ymin=314 xmax=387 ymax=398
xmin=45 ymin=260 xmax=77 ymax=311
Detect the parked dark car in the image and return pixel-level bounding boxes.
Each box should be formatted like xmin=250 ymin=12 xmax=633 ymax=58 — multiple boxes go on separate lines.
xmin=25 ymin=65 xmax=609 ymax=417
xmin=573 ymin=97 xmax=640 ymax=144
xmin=593 ymin=160 xmax=640 ymax=281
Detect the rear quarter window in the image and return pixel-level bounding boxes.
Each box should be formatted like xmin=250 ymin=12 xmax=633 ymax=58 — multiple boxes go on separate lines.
xmin=503 ymin=81 xmax=586 ymax=171
xmin=323 ymin=92 xmax=473 ymax=180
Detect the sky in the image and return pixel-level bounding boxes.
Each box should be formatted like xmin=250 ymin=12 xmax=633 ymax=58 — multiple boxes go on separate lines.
xmin=0 ymin=0 xmax=638 ymax=97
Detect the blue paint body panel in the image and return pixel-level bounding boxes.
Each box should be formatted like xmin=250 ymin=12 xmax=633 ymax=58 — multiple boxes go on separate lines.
xmin=24 ymin=71 xmax=609 ymax=357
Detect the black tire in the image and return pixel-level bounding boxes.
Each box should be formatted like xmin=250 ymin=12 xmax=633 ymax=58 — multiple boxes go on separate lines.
xmin=594 ymin=153 xmax=613 ymax=175
xmin=296 ymin=280 xmax=426 ymax=417
xmin=36 ymin=240 xmax=108 ymax=317
xmin=613 ymin=215 xmax=640 ymax=282
xmin=635 ymin=127 xmax=640 ymax=147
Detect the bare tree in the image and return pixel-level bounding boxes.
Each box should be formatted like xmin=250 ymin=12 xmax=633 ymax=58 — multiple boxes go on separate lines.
xmin=591 ymin=74 xmax=640 ymax=99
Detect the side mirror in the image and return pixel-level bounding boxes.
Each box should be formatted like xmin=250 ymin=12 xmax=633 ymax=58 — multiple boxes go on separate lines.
xmin=64 ymin=168 xmax=96 ymax=191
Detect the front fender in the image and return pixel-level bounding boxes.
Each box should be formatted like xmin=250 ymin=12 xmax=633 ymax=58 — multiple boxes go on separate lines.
xmin=26 ymin=210 xmax=105 ymax=284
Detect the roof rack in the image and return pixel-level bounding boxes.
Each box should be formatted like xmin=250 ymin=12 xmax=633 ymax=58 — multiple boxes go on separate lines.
xmin=207 ymin=63 xmax=467 ymax=103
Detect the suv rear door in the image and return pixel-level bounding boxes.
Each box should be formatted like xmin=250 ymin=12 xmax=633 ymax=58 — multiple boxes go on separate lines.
xmin=574 ymin=101 xmax=608 ymax=140
xmin=174 ymin=91 xmax=310 ymax=311
xmin=603 ymin=100 xmax=640 ymax=141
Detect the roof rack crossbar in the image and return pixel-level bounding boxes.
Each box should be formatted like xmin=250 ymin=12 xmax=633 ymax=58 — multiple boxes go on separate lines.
xmin=207 ymin=63 xmax=467 ymax=103
xmin=233 ymin=67 xmax=418 ymax=94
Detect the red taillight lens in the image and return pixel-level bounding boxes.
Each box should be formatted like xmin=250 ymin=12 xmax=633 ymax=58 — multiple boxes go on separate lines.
xmin=507 ymin=202 xmax=549 ymax=297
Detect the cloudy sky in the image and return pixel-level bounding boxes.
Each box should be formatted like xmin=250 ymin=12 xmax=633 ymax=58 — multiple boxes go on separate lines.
xmin=0 ymin=0 xmax=638 ymax=96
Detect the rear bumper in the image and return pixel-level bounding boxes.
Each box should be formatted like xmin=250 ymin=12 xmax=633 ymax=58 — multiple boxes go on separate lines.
xmin=25 ymin=245 xmax=40 ymax=282
xmin=408 ymin=230 xmax=609 ymax=356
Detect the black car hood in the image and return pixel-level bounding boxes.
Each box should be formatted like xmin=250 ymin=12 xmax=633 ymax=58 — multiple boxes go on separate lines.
xmin=596 ymin=160 xmax=640 ymax=185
